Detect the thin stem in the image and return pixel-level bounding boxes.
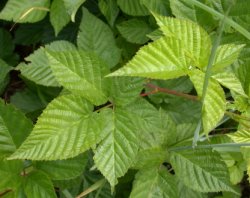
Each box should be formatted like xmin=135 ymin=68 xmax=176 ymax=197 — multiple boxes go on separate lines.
xmin=76 ymin=179 xmax=106 ymax=198
xmin=225 ymin=111 xmax=250 ymax=121
xmin=192 ymin=4 xmax=233 ymax=147
xmin=10 ymin=7 xmax=50 ymax=31
xmin=94 ymin=103 xmax=113 ymax=113
xmin=186 ymin=0 xmax=250 ymax=40
xmin=145 ymin=83 xmax=199 ymax=101
xmin=140 ymin=89 xmax=159 ymax=97
xmin=62 ymin=189 xmax=74 ymax=198
xmin=0 ymin=189 xmax=12 ymax=197
xmin=169 ymin=142 xmax=250 ymax=152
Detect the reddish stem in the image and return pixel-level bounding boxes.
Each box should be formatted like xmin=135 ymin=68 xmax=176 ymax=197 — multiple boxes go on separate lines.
xmin=143 ymin=83 xmax=199 ymax=101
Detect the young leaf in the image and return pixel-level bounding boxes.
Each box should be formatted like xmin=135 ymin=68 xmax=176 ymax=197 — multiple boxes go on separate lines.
xmin=77 ymin=7 xmax=121 ymax=68
xmin=117 ymin=0 xmax=149 ymax=16
xmin=108 ymin=36 xmax=190 ymax=79
xmin=130 ymin=167 xmax=178 ymax=198
xmin=228 ymin=129 xmax=250 ymax=143
xmin=189 ymin=69 xmax=226 ymax=135
xmin=9 ymin=94 xmax=110 ymax=160
xmin=0 ymin=0 xmax=49 ymax=23
xmin=153 ymin=15 xmax=211 ymax=68
xmin=63 ymin=0 xmax=86 ymax=22
xmin=24 ymin=171 xmax=57 ymax=198
xmin=98 ymin=0 xmax=119 ymax=27
xmin=0 ymin=99 xmax=33 ymax=157
xmin=212 ymin=72 xmax=247 ymax=96
xmin=117 ymin=19 xmax=153 ymax=44
xmin=46 ymin=50 xmax=110 ymax=105
xmin=94 ymin=108 xmax=139 ymax=186
xmin=19 ymin=40 xmax=76 ymax=87
xmin=50 ymin=0 xmax=71 ymax=36
xmin=170 ymin=148 xmax=237 ymax=193
xmin=212 ymin=44 xmax=245 ymax=72
xmin=35 ymin=153 xmax=88 ymax=180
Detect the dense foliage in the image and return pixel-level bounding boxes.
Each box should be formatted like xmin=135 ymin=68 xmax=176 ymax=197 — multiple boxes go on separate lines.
xmin=0 ymin=0 xmax=250 ymax=197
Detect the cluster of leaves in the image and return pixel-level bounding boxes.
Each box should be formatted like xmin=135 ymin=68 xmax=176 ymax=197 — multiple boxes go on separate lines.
xmin=0 ymin=0 xmax=250 ymax=197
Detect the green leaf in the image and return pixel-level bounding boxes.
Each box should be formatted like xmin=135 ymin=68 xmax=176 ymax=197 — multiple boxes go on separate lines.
xmin=0 ymin=0 xmax=49 ymax=23
xmin=108 ymin=77 xmax=144 ymax=106
xmin=117 ymin=19 xmax=153 ymax=44
xmin=212 ymin=72 xmax=247 ymax=96
xmin=0 ymin=59 xmax=12 ymax=94
xmin=228 ymin=163 xmax=245 ymax=185
xmin=189 ymin=69 xmax=226 ymax=135
xmin=24 ymin=171 xmax=57 ymax=198
xmin=177 ymin=180 xmax=207 ymax=198
xmin=9 ymin=94 xmax=110 ymax=160
xmin=212 ymin=44 xmax=245 ymax=72
xmin=0 ymin=28 xmax=16 ymax=64
xmin=117 ymin=0 xmax=149 ymax=16
xmin=63 ymin=0 xmax=86 ymax=22
xmin=153 ymin=15 xmax=211 ymax=68
xmin=19 ymin=40 xmax=76 ymax=87
xmin=125 ymin=99 xmax=168 ymax=149
xmin=108 ymin=36 xmax=190 ymax=79
xmin=0 ymin=99 xmax=33 ymax=157
xmin=94 ymin=108 xmax=139 ymax=186
xmin=77 ymin=7 xmax=121 ymax=68
xmin=46 ymin=50 xmax=110 ymax=105
xmin=228 ymin=130 xmax=250 ymax=143
xmin=36 ymin=153 xmax=88 ymax=180
xmin=98 ymin=0 xmax=119 ymax=27
xmin=133 ymin=147 xmax=166 ymax=169
xmin=170 ymin=148 xmax=236 ymax=193
xmin=141 ymin=0 xmax=171 ymax=16
xmin=0 ymin=159 xmax=23 ymax=192
xmin=130 ymin=167 xmax=178 ymax=198
xmin=50 ymin=0 xmax=71 ymax=36
xmin=169 ymin=0 xmax=217 ymax=32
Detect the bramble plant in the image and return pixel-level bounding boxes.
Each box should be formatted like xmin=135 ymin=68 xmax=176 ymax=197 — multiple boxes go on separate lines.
xmin=0 ymin=0 xmax=250 ymax=197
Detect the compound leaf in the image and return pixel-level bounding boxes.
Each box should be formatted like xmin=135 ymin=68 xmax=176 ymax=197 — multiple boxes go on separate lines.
xmin=9 ymin=94 xmax=109 ymax=160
